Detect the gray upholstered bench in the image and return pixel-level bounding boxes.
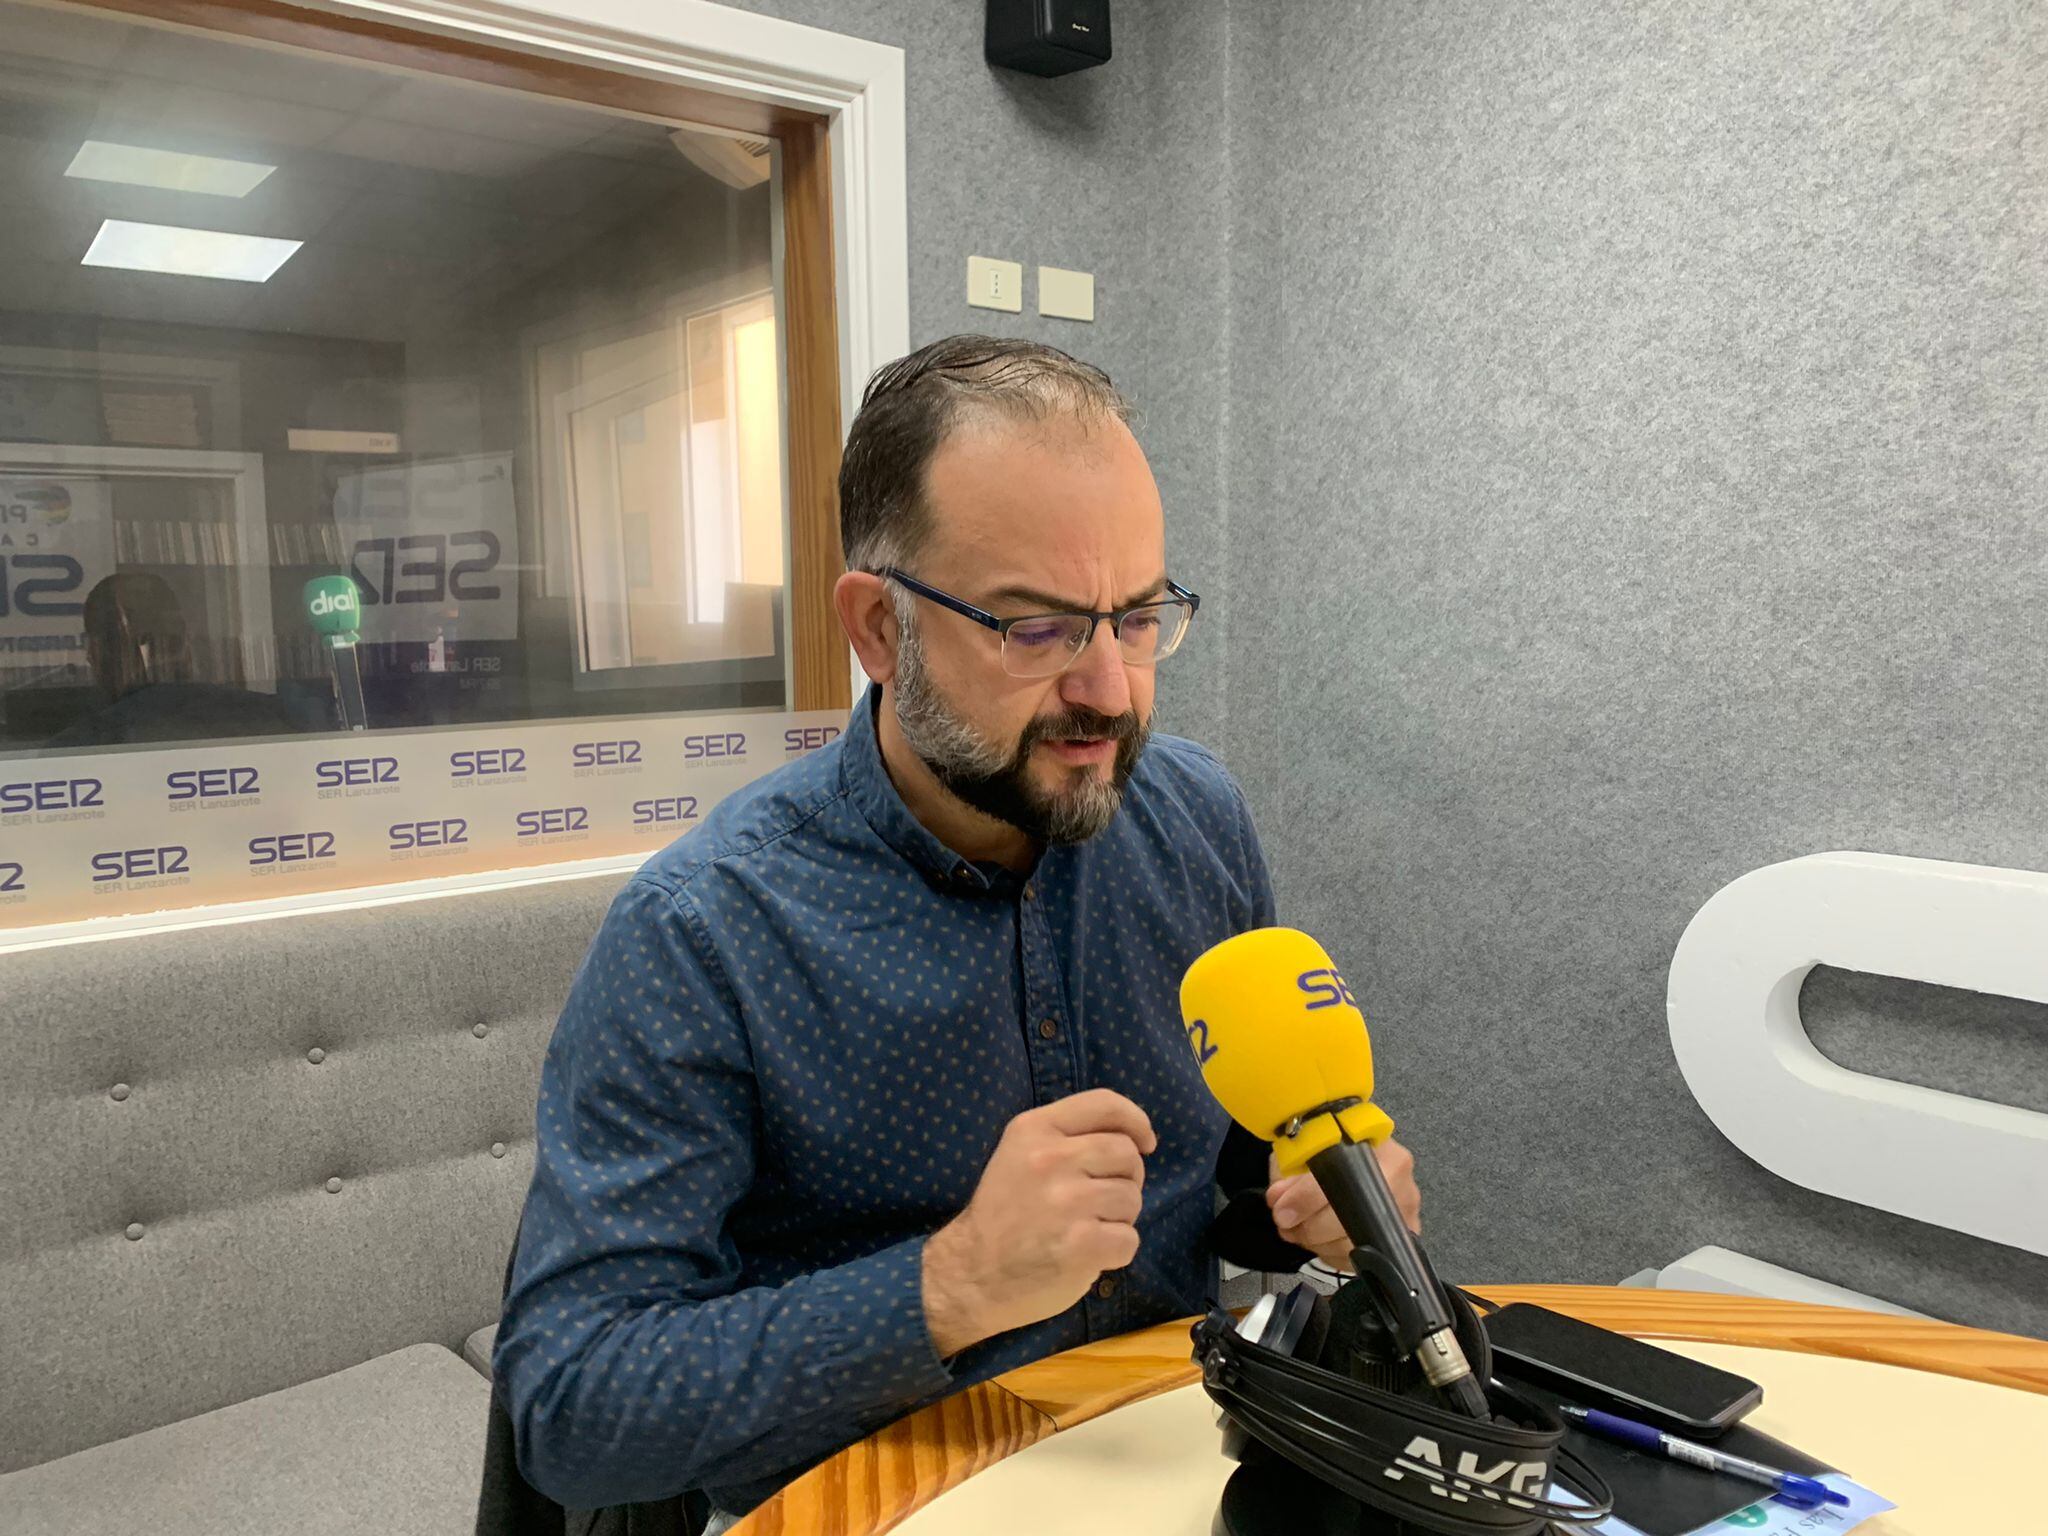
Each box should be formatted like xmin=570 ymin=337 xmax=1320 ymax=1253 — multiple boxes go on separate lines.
xmin=2 ymin=1346 xmax=490 ymax=1536
xmin=0 ymin=870 xmax=624 ymax=1535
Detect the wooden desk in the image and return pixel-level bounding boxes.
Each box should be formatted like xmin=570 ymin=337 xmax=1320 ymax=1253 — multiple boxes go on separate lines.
xmin=730 ymin=1286 xmax=2048 ymax=1536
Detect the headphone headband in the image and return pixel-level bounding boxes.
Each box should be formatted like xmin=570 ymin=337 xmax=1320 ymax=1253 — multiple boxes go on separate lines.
xmin=1193 ymin=1288 xmax=1615 ymax=1536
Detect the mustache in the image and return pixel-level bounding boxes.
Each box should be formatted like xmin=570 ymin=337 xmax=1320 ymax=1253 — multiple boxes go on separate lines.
xmin=1018 ymin=706 xmax=1143 ymax=750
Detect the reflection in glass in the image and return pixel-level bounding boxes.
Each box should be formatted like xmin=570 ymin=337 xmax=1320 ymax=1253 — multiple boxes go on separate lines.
xmin=0 ymin=0 xmax=789 ymax=755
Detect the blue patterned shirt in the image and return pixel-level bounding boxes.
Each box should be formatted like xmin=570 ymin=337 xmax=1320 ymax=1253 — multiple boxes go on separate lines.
xmin=497 ymin=691 xmax=1275 ymax=1514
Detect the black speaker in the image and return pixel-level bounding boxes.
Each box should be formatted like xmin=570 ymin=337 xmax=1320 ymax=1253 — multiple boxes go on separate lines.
xmin=986 ymin=0 xmax=1112 ymax=78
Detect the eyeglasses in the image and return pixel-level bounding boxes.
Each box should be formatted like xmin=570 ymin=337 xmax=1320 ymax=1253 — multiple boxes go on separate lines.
xmin=878 ymin=567 xmax=1201 ymax=679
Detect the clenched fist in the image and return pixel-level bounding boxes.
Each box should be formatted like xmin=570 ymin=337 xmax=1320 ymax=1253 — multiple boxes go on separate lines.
xmin=1267 ymin=1137 xmax=1420 ymax=1272
xmin=922 ymin=1089 xmax=1156 ymax=1357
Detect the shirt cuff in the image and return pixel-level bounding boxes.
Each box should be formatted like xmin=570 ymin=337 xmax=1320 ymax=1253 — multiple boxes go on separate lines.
xmin=804 ymin=1234 xmax=956 ymax=1409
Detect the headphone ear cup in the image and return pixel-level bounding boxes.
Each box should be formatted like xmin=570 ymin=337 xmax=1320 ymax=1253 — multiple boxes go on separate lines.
xmin=1220 ymin=1286 xmax=1332 ymax=1469
xmin=1256 ymin=1283 xmax=1323 ymax=1358
xmin=1293 ymin=1288 xmax=1333 ymax=1368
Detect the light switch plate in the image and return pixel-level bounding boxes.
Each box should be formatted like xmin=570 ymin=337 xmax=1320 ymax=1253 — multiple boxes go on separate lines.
xmin=967 ymin=255 xmax=1023 ymax=313
xmin=1038 ymin=265 xmax=1095 ymax=322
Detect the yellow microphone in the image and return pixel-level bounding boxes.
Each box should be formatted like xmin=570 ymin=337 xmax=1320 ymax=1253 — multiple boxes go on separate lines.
xmin=1181 ymin=927 xmax=1395 ymax=1175
xmin=1181 ymin=927 xmax=1490 ymax=1419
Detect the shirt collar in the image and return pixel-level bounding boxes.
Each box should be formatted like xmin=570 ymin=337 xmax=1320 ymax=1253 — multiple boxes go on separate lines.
xmin=841 ymin=688 xmax=1025 ymax=895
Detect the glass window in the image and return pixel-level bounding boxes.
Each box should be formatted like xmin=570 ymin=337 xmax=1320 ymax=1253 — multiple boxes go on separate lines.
xmin=0 ymin=0 xmax=793 ymax=756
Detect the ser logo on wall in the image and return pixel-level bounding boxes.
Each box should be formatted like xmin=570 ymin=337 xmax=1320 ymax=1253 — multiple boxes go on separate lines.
xmin=1 ymin=777 xmax=106 ymax=823
xmin=0 ymin=553 xmax=85 ymax=614
xmin=1668 ymin=851 xmax=2048 ymax=1259
xmin=248 ymin=831 xmax=339 ymax=874
xmin=784 ymin=726 xmax=839 ymax=754
xmin=681 ymin=732 xmax=746 ymax=762
xmin=0 ymin=713 xmax=856 ymax=931
xmin=388 ymin=818 xmax=469 ymax=858
xmin=166 ymin=766 xmax=261 ymax=810
xmin=89 ymin=845 xmax=190 ymax=890
xmin=571 ymin=740 xmax=642 ymax=776
xmin=632 ymin=796 xmax=700 ymax=829
xmin=314 ymin=757 xmax=401 ymax=798
xmin=449 ymin=746 xmax=526 ymax=783
xmin=515 ymin=806 xmax=591 ymax=844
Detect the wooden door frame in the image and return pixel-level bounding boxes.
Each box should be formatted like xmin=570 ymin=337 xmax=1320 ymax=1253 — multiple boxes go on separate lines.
xmin=68 ymin=0 xmax=908 ymax=710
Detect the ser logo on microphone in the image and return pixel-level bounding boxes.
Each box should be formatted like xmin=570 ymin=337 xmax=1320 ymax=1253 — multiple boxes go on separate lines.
xmin=1297 ymin=967 xmax=1357 ymax=1011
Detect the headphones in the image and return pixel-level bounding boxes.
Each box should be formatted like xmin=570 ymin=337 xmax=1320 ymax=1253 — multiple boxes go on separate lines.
xmin=1193 ymin=1281 xmax=1615 ymax=1536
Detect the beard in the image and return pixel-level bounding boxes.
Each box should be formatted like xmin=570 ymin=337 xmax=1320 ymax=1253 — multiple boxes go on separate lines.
xmin=893 ymin=619 xmax=1149 ymax=845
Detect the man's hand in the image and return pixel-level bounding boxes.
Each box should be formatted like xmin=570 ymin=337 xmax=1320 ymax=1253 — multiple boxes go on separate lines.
xmin=1265 ymin=1138 xmax=1420 ymax=1272
xmin=922 ymin=1089 xmax=1156 ymax=1358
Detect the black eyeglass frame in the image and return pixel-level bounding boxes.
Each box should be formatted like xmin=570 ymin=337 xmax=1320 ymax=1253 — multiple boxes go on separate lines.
xmin=876 ymin=566 xmax=1201 ymax=671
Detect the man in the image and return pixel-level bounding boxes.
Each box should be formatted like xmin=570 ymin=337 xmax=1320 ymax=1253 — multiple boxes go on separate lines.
xmin=494 ymin=336 xmax=1419 ymax=1523
xmin=45 ymin=573 xmax=299 ymax=747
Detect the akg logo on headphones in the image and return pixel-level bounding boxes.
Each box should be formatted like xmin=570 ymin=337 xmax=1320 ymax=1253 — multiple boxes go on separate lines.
xmin=1383 ymin=1437 xmax=1547 ymax=1504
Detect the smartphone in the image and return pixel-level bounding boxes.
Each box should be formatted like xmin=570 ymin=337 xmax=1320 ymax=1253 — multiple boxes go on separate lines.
xmin=1483 ymin=1303 xmax=1762 ymax=1437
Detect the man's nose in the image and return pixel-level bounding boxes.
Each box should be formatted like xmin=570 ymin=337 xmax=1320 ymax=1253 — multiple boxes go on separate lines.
xmin=1058 ymin=619 xmax=1133 ymax=718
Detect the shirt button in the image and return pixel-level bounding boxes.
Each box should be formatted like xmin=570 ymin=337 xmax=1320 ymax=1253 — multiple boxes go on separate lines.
xmin=1023 ymin=883 xmax=1036 ymax=902
xmin=1038 ymin=1019 xmax=1059 ymax=1041
xmin=1095 ymin=1277 xmax=1118 ymax=1299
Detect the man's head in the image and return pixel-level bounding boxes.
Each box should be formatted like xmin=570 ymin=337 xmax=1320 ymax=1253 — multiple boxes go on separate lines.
xmin=82 ymin=572 xmax=190 ymax=700
xmin=835 ymin=336 xmax=1185 ymax=847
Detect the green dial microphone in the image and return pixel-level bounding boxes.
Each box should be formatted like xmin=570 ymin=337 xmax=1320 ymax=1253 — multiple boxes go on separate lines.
xmin=303 ymin=574 xmax=368 ymax=730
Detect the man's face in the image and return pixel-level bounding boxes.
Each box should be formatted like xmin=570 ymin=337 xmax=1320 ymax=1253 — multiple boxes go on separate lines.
xmin=889 ymin=410 xmax=1169 ymax=844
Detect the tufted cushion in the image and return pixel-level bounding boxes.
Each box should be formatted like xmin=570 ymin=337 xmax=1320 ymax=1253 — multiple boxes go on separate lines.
xmin=0 ymin=870 xmax=625 ymax=1473
xmin=0 ymin=1343 xmax=490 ymax=1536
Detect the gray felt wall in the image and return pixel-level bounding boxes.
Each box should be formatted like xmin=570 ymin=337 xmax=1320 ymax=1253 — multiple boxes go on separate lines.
xmin=705 ymin=2 xmax=2048 ymax=1336
xmin=1210 ymin=0 xmax=2048 ymax=1339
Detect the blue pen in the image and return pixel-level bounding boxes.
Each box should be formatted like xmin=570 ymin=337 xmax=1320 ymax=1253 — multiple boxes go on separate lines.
xmin=1558 ymin=1404 xmax=1851 ymax=1510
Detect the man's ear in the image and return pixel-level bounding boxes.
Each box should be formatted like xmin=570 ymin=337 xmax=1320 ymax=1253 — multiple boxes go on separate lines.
xmin=834 ymin=570 xmax=900 ymax=686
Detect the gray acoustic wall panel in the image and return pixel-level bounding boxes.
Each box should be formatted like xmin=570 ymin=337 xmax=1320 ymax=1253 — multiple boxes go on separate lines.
xmin=1220 ymin=0 xmax=2048 ymax=1337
